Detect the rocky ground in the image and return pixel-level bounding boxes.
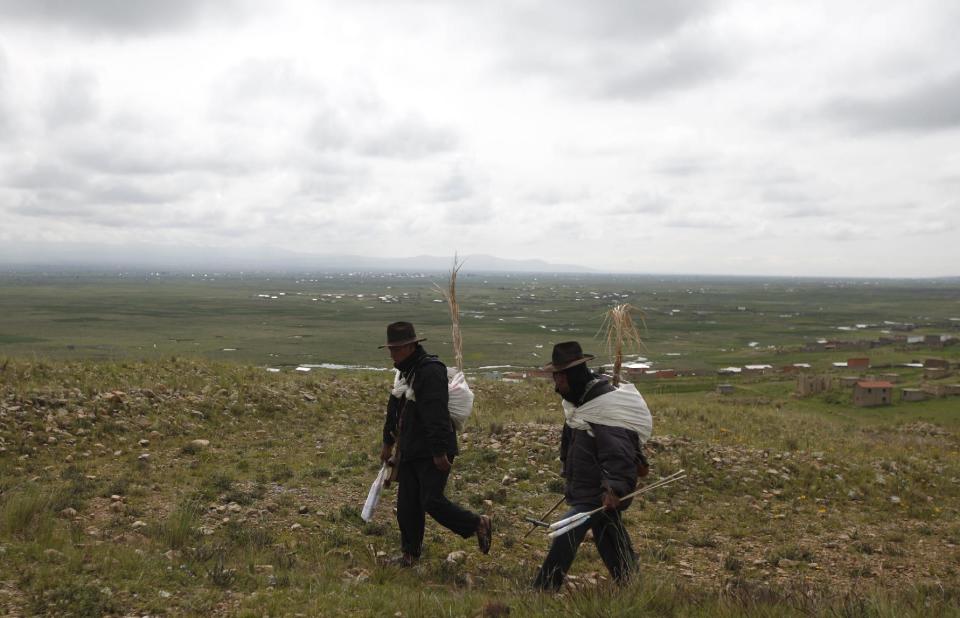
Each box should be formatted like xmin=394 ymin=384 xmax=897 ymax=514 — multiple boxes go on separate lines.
xmin=2 ymin=360 xmax=960 ymax=616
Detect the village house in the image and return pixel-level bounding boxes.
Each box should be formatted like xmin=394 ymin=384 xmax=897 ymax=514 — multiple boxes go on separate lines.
xmin=847 ymin=357 xmax=870 ymax=370
xmin=853 ymin=381 xmax=893 ymax=407
xmin=901 ymin=388 xmax=928 ymax=402
xmin=924 ymin=367 xmax=951 ymax=380
xmin=717 ymin=384 xmax=734 ymax=395
xmin=797 ymin=374 xmax=832 ymax=397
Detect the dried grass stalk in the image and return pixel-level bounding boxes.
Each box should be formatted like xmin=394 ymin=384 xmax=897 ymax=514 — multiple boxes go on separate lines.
xmin=600 ymin=303 xmax=645 ymax=386
xmin=434 ymin=254 xmax=465 ymax=372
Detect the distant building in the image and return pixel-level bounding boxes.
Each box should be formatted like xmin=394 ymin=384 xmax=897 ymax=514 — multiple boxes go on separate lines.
xmin=924 ymin=367 xmax=951 ymax=380
xmin=924 ymin=358 xmax=950 ymax=369
xmin=840 ymin=376 xmax=861 ymax=387
xmin=880 ymin=373 xmax=900 ymax=383
xmin=924 ymin=334 xmax=943 ymax=348
xmin=944 ymin=385 xmax=960 ymax=397
xmin=797 ymin=374 xmax=833 ymax=397
xmin=901 ymin=388 xmax=928 ymax=402
xmin=717 ymin=384 xmax=734 ymax=395
xmin=853 ymin=381 xmax=893 ymax=407
xmin=847 ymin=357 xmax=870 ymax=370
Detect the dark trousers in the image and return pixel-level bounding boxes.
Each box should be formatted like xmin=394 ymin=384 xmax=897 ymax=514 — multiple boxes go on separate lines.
xmin=533 ymin=507 xmax=638 ymax=591
xmin=396 ymin=457 xmax=480 ymax=557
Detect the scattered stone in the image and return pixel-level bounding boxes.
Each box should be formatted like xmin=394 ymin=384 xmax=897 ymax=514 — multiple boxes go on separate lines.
xmin=138 ymin=439 xmax=150 ymax=447
xmin=190 ymin=439 xmax=210 ymax=449
xmin=131 ymin=521 xmax=148 ymax=530
xmin=446 ymin=550 xmax=467 ymax=564
xmin=298 ymin=505 xmax=309 ymax=514
xmin=889 ymin=496 xmax=901 ymax=504
xmin=111 ymin=494 xmax=122 ymax=501
xmin=138 ymin=453 xmax=150 ymax=461
xmin=290 ymin=523 xmax=303 ymax=531
xmin=60 ymin=507 xmax=77 ymax=518
xmin=254 ymin=564 xmax=274 ymax=573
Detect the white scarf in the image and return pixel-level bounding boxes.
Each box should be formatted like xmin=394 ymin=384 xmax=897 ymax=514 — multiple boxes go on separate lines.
xmin=391 ymin=369 xmax=415 ymax=401
xmin=562 ymin=382 xmax=653 ymax=442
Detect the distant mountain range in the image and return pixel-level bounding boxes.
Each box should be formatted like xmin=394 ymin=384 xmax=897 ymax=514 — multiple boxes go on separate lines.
xmin=0 ymin=242 xmax=594 ymax=274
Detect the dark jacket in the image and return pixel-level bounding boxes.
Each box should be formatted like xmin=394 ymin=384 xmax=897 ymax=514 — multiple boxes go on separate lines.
xmin=382 ymin=346 xmax=458 ymax=462
xmin=560 ymin=376 xmax=642 ymax=509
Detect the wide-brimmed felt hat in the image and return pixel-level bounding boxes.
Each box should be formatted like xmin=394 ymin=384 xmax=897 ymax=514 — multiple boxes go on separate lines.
xmin=543 ymin=341 xmax=595 ymax=372
xmin=378 ymin=321 xmax=427 ymax=348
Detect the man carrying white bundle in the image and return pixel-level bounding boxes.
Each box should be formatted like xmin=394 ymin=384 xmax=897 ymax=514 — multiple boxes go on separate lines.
xmin=533 ymin=341 xmax=652 ymax=591
xmin=378 ymin=322 xmax=492 ymax=567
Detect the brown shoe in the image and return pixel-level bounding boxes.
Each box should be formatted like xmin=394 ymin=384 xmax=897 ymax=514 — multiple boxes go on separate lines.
xmin=476 ymin=515 xmax=492 ymax=555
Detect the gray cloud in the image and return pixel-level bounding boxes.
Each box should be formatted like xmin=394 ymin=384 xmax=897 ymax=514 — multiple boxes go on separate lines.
xmin=825 ymin=70 xmax=960 ymax=133
xmin=358 ymin=115 xmax=458 ymax=159
xmin=0 ymin=0 xmax=250 ymax=35
xmin=622 ymin=192 xmax=669 ymax=215
xmin=434 ymin=169 xmax=474 ymax=203
xmin=655 ymin=156 xmax=708 ymax=177
xmin=0 ymin=47 xmax=10 ymax=138
xmin=598 ymin=42 xmax=733 ymax=99
xmin=663 ymin=211 xmax=738 ymax=229
xmin=507 ymin=0 xmax=716 ymax=43
xmin=760 ymin=188 xmax=830 ymax=218
xmin=43 ymin=69 xmax=100 ymax=129
xmin=490 ymin=0 xmax=729 ymax=99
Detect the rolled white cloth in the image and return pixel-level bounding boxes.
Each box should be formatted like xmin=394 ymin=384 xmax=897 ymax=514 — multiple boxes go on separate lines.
xmin=361 ymin=463 xmax=392 ymax=522
xmin=562 ymin=382 xmax=653 ymax=442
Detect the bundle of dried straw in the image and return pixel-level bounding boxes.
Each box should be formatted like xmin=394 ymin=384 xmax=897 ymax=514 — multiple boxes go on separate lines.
xmin=435 ymin=255 xmax=465 ymax=372
xmin=600 ymin=303 xmax=645 ymax=386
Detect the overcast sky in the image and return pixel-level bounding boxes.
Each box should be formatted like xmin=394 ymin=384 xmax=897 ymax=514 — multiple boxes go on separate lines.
xmin=1 ymin=0 xmax=958 ymax=277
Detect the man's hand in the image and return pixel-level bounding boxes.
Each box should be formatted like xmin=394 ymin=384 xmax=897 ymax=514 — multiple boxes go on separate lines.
xmin=602 ymin=489 xmax=621 ymax=511
xmin=380 ymin=443 xmax=394 ymax=464
xmin=433 ymin=454 xmax=452 ymax=473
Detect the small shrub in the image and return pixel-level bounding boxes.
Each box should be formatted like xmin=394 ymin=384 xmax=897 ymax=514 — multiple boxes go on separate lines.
xmin=308 ymin=466 xmax=331 ymax=479
xmin=688 ymin=533 xmax=718 ymax=548
xmin=31 ymin=582 xmax=117 ymax=616
xmin=269 ymin=463 xmax=294 ymax=483
xmin=1 ymin=489 xmax=55 ymax=540
xmin=207 ymin=556 xmax=236 ymax=589
xmin=153 ymin=500 xmax=203 ymax=549
xmin=723 ymin=553 xmax=743 ymax=572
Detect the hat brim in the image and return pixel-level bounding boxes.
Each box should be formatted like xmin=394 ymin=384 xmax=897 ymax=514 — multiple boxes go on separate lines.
xmin=378 ymin=337 xmax=427 ymax=349
xmin=543 ymin=353 xmax=595 ymax=372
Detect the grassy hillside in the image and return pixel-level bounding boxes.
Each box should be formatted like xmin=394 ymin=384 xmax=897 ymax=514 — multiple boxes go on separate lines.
xmin=2 ymin=358 xmax=960 ymax=616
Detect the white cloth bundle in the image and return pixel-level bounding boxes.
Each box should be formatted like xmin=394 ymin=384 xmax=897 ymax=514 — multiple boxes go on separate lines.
xmin=562 ymin=382 xmax=653 ymax=442
xmin=446 ymin=368 xmax=474 ymax=432
xmin=361 ymin=463 xmax=391 ymax=522
xmin=390 ymin=368 xmax=474 ymax=431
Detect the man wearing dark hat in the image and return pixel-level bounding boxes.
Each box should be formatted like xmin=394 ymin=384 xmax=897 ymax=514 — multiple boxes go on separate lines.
xmin=533 ymin=341 xmax=650 ymax=591
xmin=378 ymin=321 xmax=492 ymax=566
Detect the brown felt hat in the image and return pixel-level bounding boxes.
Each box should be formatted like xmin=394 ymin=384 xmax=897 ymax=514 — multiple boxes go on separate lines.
xmin=378 ymin=321 xmax=427 ymax=348
xmin=543 ymin=341 xmax=595 ymax=372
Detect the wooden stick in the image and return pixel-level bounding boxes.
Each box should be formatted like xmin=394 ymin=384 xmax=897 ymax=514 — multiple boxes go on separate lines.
xmin=522 ymin=494 xmax=566 ymax=539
